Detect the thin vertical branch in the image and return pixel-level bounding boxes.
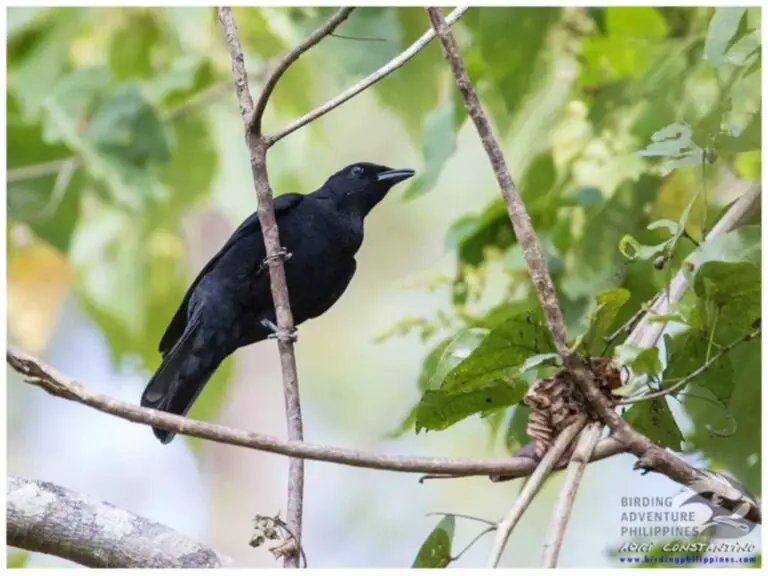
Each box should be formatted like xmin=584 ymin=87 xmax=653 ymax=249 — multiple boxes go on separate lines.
xmin=486 ymin=418 xmax=586 ymax=568
xmin=426 ymin=7 xmax=569 ymax=355
xmin=540 ymin=422 xmax=602 ymax=567
xmin=218 ymin=7 xmax=352 ymax=567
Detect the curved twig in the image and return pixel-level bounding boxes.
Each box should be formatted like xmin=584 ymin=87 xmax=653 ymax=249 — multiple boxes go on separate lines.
xmin=266 ymin=7 xmax=469 ymax=146
xmin=251 ymin=7 xmax=354 ymax=136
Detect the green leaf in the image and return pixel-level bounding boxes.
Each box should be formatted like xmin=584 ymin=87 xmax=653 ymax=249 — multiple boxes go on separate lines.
xmin=413 ymin=515 xmax=455 ymax=568
xmin=417 ymin=382 xmax=528 ymax=432
xmin=505 ymin=404 xmax=531 ymax=453
xmin=233 ymin=7 xmax=287 ymax=58
xmin=605 ymin=7 xmax=668 ymax=38
xmin=463 ymin=8 xmax=561 ymax=131
xmin=43 ymin=72 xmax=170 ymax=209
xmin=7 ymin=548 xmax=29 ymax=568
xmin=418 ymin=337 xmax=454 ymax=392
xmin=404 ymin=96 xmax=466 ymax=199
xmin=683 ymin=337 xmax=760 ymax=493
xmin=415 ymin=312 xmax=554 ymax=432
xmin=7 ymin=96 xmax=82 ymax=252
xmin=693 ymin=261 xmax=760 ymax=335
xmin=704 ymin=7 xmax=747 ymax=69
xmin=71 ymin=205 xmax=148 ymax=337
xmin=717 ymin=109 xmax=761 ymax=154
xmin=624 ymin=397 xmax=684 ymax=451
xmin=664 ymin=331 xmax=734 ymax=404
xmin=160 ymin=115 xmax=218 ymax=214
xmin=7 ymin=8 xmax=89 ymax=119
xmin=636 ymin=123 xmax=703 ymax=170
xmin=445 ymin=198 xmax=511 ymax=266
xmin=424 ymin=328 xmax=490 ymax=391
xmin=440 ymin=312 xmax=555 ymax=392
xmin=683 ymin=226 xmax=760 ymax=274
xmin=619 ymin=192 xmax=697 ymax=262
xmin=579 ymin=288 xmax=631 ymax=356
xmin=373 ymin=7 xmax=443 ymax=142
xmin=148 ymin=56 xmax=215 ymax=110
xmin=614 ymin=344 xmax=662 ymax=377
xmin=107 ymin=10 xmax=162 ymax=81
xmin=563 ymin=176 xmax=660 ymax=300
xmin=87 ymin=84 xmax=171 ymax=168
xmin=683 ymin=226 xmax=761 ymax=338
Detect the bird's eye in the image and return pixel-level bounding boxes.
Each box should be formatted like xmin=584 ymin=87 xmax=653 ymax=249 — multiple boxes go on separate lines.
xmin=350 ymin=166 xmax=364 ymax=177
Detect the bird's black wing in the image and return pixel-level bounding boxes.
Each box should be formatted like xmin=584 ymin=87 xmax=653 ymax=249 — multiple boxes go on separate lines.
xmin=158 ymin=193 xmax=305 ymax=355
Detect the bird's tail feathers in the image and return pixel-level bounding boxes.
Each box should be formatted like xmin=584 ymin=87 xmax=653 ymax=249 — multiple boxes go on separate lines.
xmin=141 ymin=311 xmax=223 ymax=444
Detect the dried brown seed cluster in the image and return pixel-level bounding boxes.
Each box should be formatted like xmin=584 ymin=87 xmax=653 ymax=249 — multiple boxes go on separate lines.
xmin=524 ymin=357 xmax=621 ymax=460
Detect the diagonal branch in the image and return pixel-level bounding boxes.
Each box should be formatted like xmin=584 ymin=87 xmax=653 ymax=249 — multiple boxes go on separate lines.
xmin=252 ymin=7 xmax=354 ymax=136
xmin=540 ymin=422 xmax=602 ymax=567
xmin=267 ymin=7 xmax=468 ymax=147
xmin=7 ymin=475 xmax=233 ymax=568
xmin=426 ymin=4 xmax=761 ymax=546
xmin=6 ymin=346 xmax=625 ymax=479
xmin=217 ymin=6 xmax=348 ymax=566
xmin=426 ymin=7 xmax=569 ymax=355
xmin=486 ymin=418 xmax=586 ymax=568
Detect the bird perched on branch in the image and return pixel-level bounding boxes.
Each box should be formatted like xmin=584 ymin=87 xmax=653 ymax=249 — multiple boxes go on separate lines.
xmin=141 ymin=162 xmax=415 ymax=443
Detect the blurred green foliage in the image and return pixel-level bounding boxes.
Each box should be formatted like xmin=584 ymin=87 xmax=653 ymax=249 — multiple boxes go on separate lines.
xmin=6 ymin=4 xmax=761 ymax=524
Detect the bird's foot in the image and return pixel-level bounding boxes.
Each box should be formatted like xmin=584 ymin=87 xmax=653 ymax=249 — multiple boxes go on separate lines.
xmin=260 ymin=319 xmax=299 ymax=343
xmin=257 ymin=247 xmax=293 ymax=274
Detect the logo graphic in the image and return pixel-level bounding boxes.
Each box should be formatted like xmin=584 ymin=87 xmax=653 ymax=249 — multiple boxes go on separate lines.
xmin=672 ymin=470 xmax=758 ymax=541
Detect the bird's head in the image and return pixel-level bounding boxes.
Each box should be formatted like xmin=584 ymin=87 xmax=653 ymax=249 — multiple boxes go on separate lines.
xmin=320 ymin=162 xmax=415 ymax=217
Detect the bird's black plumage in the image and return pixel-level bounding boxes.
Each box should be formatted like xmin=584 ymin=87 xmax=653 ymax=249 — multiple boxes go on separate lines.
xmin=141 ymin=162 xmax=415 ymax=443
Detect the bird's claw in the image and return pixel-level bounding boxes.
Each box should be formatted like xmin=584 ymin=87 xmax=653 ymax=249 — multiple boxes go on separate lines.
xmin=260 ymin=319 xmax=298 ymax=343
xmin=258 ymin=248 xmax=293 ymax=274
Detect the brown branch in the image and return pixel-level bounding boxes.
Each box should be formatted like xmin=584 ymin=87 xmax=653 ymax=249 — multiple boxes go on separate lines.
xmin=217 ymin=7 xmax=348 ymax=566
xmin=426 ymin=7 xmax=569 ymax=355
xmin=486 ymin=418 xmax=586 ymax=568
xmin=540 ymin=422 xmax=601 ymax=568
xmin=427 ymin=5 xmax=761 ymax=532
xmin=252 ymin=7 xmax=354 ymax=136
xmin=267 ymin=7 xmax=468 ymax=147
xmin=6 ymin=346 xmax=625 ymax=479
xmin=7 ymin=475 xmax=233 ymax=568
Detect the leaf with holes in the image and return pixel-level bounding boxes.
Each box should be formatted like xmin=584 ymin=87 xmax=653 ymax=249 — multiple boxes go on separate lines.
xmin=413 ymin=515 xmax=455 ymax=568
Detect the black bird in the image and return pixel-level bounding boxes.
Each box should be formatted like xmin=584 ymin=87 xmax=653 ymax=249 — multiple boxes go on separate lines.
xmin=141 ymin=162 xmax=415 ymax=443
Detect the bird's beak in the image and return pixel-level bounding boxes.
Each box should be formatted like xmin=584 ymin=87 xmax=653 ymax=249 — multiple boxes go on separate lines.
xmin=376 ymin=168 xmax=415 ymax=184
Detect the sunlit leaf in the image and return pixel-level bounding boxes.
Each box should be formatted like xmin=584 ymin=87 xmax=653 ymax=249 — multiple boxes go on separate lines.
xmin=579 ymin=288 xmax=631 ymax=356
xmin=704 ymin=7 xmax=747 ymax=69
xmin=415 ymin=312 xmax=554 ymax=432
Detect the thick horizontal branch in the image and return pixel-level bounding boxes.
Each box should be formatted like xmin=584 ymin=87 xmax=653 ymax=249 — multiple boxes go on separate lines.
xmin=266 ymin=7 xmax=468 ymax=146
xmin=7 ymin=475 xmax=231 ymax=568
xmin=6 ymin=346 xmax=624 ymax=479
